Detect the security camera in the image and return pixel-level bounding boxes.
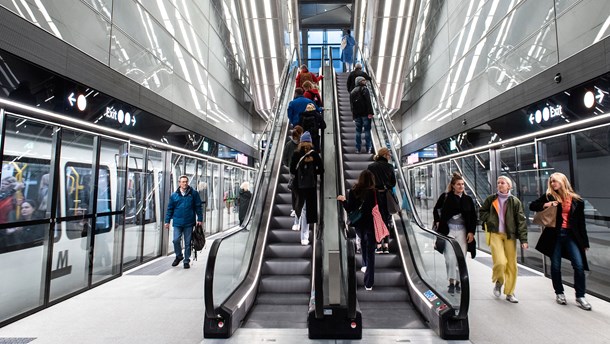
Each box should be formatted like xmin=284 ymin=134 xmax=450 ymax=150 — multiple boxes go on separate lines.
xmin=554 ymin=73 xmax=562 ymax=83
xmin=462 ymin=119 xmax=467 ymax=125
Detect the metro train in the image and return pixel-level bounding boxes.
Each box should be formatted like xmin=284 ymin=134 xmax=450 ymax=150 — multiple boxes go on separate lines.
xmin=0 ymin=116 xmax=163 ymax=321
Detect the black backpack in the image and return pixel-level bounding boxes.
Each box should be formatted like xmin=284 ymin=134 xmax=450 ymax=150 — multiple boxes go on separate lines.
xmin=300 ymin=113 xmax=318 ymax=134
xmin=297 ymin=152 xmax=317 ymax=189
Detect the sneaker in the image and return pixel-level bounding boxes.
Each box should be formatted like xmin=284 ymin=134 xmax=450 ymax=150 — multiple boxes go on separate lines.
xmin=184 ymin=262 xmax=190 ymax=269
xmin=292 ymin=224 xmax=300 ymax=231
xmin=448 ymin=284 xmax=455 ymax=295
xmin=356 ymin=148 xmax=361 ymax=154
xmin=455 ymin=282 xmax=461 ymax=293
xmin=576 ymin=297 xmax=592 ymax=311
xmin=360 ymin=266 xmax=367 ymax=273
xmin=556 ymin=293 xmax=567 ymax=305
xmin=382 ymin=246 xmax=389 ymax=254
xmin=506 ymin=294 xmax=519 ymax=303
xmin=367 ymin=148 xmax=373 ymax=154
xmin=290 ymin=210 xmax=296 ymax=217
xmin=171 ymin=256 xmax=183 ymax=267
xmin=301 ymin=239 xmax=309 ymax=245
xmin=375 ymin=247 xmax=382 ymax=254
xmin=365 ymin=286 xmax=373 ymax=291
xmin=493 ymin=282 xmax=502 ymax=297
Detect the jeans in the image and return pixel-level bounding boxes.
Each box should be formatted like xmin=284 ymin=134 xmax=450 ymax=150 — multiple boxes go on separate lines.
xmin=362 ymin=230 xmax=376 ymax=288
xmin=551 ymin=229 xmax=586 ymax=297
xmin=354 ymin=117 xmax=372 ymax=152
xmin=173 ymin=225 xmax=193 ymax=264
xmin=300 ymin=202 xmax=309 ymax=242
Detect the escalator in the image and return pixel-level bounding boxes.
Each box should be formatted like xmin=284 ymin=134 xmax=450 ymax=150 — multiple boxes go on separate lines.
xmin=336 ymin=72 xmax=426 ymax=329
xmin=240 ymin=159 xmax=312 ymax=328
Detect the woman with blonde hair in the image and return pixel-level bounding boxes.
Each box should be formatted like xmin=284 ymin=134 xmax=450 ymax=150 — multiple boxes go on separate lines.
xmin=529 ymin=172 xmax=591 ymax=310
xmin=480 ymin=176 xmax=528 ymax=303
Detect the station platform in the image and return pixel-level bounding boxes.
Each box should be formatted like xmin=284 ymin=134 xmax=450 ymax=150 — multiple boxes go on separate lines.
xmin=1 ymin=247 xmax=609 ymax=344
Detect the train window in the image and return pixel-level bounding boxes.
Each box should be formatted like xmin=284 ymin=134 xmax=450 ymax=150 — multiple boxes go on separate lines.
xmin=64 ymin=163 xmax=112 ymax=235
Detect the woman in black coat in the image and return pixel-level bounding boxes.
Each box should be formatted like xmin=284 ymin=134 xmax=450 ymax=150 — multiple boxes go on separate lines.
xmin=529 ymin=172 xmax=591 ymax=310
xmin=337 ymin=169 xmax=377 ymax=290
xmin=433 ymin=172 xmax=477 ymax=295
xmin=238 ymin=182 xmax=252 ymax=226
xmin=367 ymin=147 xmax=396 ymax=253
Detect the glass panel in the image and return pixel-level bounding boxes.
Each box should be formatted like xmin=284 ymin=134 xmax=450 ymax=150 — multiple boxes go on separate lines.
xmin=50 ymin=218 xmax=91 ymax=301
xmin=0 ymin=116 xmax=52 ymax=322
xmin=195 ymin=160 xmax=208 ymax=228
xmin=143 ymin=149 xmax=164 ymax=259
xmin=211 ymin=231 xmax=250 ymax=307
xmin=573 ymin=127 xmax=610 ymax=298
xmin=556 ymin=1 xmax=610 ymax=61
xmin=1 ymin=117 xmax=54 ymax=225
xmin=91 ymin=214 xmax=120 ymax=284
xmin=207 ymin=162 xmax=220 ymax=234
xmin=124 ymin=147 xmax=145 ymax=266
xmin=223 ymin=165 xmax=238 ymax=229
xmin=61 ymin=130 xmax=95 ymax=217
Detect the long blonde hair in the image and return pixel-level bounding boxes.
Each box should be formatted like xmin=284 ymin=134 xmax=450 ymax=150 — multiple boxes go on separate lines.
xmin=546 ymin=172 xmax=581 ymax=202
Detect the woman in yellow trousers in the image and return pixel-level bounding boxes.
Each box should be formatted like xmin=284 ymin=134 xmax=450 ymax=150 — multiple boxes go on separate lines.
xmin=480 ymin=176 xmax=528 ymax=303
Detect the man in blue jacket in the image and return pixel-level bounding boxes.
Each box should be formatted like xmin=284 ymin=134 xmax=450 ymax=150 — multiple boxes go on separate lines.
xmin=164 ymin=175 xmax=203 ymax=269
xmin=287 ymin=88 xmax=322 ymax=127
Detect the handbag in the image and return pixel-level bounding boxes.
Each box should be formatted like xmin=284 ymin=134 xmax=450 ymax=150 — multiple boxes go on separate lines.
xmin=533 ymin=205 xmax=557 ymax=228
xmin=372 ymin=192 xmax=390 ymax=242
xmin=347 ymin=201 xmax=364 ymax=226
xmin=287 ymin=175 xmax=295 ymax=190
xmin=385 ymin=189 xmax=400 ymax=215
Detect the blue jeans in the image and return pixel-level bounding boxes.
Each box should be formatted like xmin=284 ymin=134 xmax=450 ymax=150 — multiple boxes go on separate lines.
xmin=173 ymin=225 xmax=193 ymax=264
xmin=551 ymin=229 xmax=586 ymax=297
xmin=354 ymin=117 xmax=372 ymax=152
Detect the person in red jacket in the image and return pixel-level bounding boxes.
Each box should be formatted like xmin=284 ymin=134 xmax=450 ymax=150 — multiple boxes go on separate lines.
xmin=302 ymin=81 xmax=323 ymax=108
xmin=296 ymin=65 xmax=323 ymax=88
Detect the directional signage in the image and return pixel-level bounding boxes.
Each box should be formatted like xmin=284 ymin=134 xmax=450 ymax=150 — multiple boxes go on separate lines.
xmin=67 ymin=92 xmax=87 ymax=111
xmin=528 ymin=104 xmax=563 ymax=125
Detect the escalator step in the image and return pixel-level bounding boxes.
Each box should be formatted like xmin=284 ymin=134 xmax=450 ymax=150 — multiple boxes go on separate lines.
xmin=259 ymin=275 xmax=311 ymax=293
xmin=266 ymin=243 xmax=312 ymax=258
xmin=262 ymin=257 xmax=311 ymax=275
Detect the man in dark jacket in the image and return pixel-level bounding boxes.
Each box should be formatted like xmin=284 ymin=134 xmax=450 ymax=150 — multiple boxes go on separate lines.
xmin=164 ymin=175 xmax=203 ymax=269
xmin=346 ymin=63 xmax=372 ymax=92
xmin=350 ymin=76 xmax=374 ymax=153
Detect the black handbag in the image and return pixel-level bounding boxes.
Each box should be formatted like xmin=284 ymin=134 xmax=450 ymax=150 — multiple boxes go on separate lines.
xmin=347 ymin=201 xmax=364 ymax=226
xmin=386 ymin=190 xmax=400 ymax=214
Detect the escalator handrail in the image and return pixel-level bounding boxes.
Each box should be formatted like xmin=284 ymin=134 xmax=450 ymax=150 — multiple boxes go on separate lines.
xmin=359 ymin=57 xmax=471 ymax=319
xmin=329 ymin=50 xmax=357 ymax=319
xmin=203 ymin=50 xmax=298 ymax=317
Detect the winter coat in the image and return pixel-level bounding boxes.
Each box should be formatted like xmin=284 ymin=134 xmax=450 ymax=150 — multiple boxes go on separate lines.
xmin=349 ymin=85 xmax=374 ymax=119
xmin=287 ymin=96 xmax=322 ymax=126
xmin=341 ymin=188 xmax=376 ymax=236
xmin=238 ymin=189 xmax=252 ymax=224
xmin=367 ymin=157 xmax=396 ymax=191
xmin=433 ymin=192 xmax=477 ymax=235
xmin=289 ymin=148 xmax=324 ymax=189
xmin=282 ymin=139 xmax=298 ymax=167
xmin=296 ymin=70 xmax=323 ymax=88
xmin=164 ymin=186 xmax=203 ymax=227
xmin=529 ymin=194 xmax=590 ymax=270
xmin=479 ymin=194 xmax=528 ymax=243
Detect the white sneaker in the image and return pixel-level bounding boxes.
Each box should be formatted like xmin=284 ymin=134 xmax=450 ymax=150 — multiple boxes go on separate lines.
xmin=576 ymin=297 xmax=592 ymax=310
xmin=493 ymin=282 xmax=502 ymax=297
xmin=292 ymin=224 xmax=300 ymax=231
xmin=360 ymin=266 xmax=367 ymax=273
xmin=365 ymin=286 xmax=373 ymax=291
xmin=290 ymin=210 xmax=296 ymax=217
xmin=301 ymin=239 xmax=309 ymax=245
xmin=506 ymin=294 xmax=519 ymax=303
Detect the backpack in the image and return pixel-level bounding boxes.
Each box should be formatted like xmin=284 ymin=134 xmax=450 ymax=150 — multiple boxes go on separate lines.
xmin=297 ymin=152 xmax=317 ymax=189
xmin=350 ymin=86 xmax=367 ymax=115
xmin=311 ymin=92 xmax=323 ymax=107
xmin=300 ymin=113 xmax=318 ymax=134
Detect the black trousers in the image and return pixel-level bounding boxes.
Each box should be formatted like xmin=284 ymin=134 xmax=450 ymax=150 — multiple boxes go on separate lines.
xmin=296 ymin=187 xmax=318 ymax=224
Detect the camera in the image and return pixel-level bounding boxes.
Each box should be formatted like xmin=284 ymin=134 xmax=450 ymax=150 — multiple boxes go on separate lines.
xmin=462 ymin=119 xmax=467 ymax=125
xmin=554 ymin=73 xmax=562 ymax=83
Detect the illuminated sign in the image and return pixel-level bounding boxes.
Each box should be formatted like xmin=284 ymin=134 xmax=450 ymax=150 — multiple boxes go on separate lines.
xmin=236 ymin=153 xmax=248 ymax=165
xmin=104 ymin=106 xmax=136 ymax=127
xmin=528 ymin=104 xmax=563 ymax=125
xmin=67 ymin=92 xmax=87 ymax=111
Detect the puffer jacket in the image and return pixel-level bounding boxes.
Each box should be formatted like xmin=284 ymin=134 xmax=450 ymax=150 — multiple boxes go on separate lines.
xmin=479 ymin=194 xmax=528 ymax=243
xmin=165 ymin=186 xmax=203 ymax=227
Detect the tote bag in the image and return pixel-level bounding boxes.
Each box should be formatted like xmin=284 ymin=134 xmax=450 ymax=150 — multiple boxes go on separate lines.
xmin=533 ymin=205 xmax=557 ymax=228
xmin=372 ymin=193 xmax=390 ymax=242
xmin=386 ymin=190 xmax=400 ymax=215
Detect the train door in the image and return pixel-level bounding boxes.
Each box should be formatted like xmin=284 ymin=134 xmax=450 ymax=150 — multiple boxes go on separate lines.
xmin=195 ymin=160 xmax=208 ymax=233
xmin=0 ymin=116 xmax=54 ymax=323
xmin=142 ymin=149 xmax=163 ymax=259
xmin=167 ymin=154 xmax=184 ymax=254
xmin=91 ymin=137 xmax=128 ymax=284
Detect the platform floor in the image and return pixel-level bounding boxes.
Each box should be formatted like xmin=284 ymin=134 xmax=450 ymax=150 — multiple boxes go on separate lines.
xmin=1 ymin=248 xmax=609 ymax=344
